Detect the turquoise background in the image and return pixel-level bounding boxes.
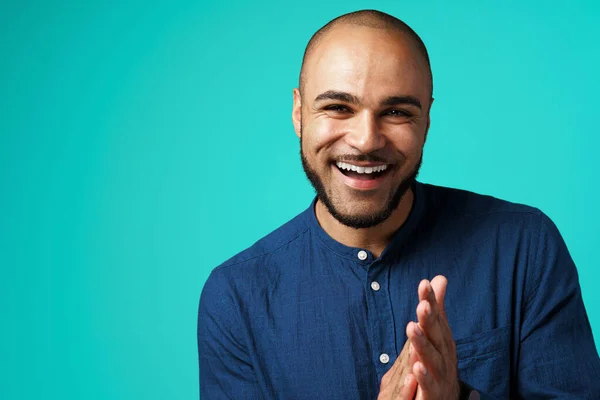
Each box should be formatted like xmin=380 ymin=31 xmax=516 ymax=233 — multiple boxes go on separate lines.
xmin=1 ymin=0 xmax=598 ymax=398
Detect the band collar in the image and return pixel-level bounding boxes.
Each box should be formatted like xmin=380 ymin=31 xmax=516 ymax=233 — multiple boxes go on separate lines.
xmin=305 ymin=180 xmax=426 ymax=263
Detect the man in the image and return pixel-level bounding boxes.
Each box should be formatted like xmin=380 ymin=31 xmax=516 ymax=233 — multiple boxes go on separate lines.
xmin=198 ymin=9 xmax=600 ymax=399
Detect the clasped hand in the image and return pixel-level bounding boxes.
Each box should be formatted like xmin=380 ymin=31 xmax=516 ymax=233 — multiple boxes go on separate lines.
xmin=378 ymin=276 xmax=460 ymax=400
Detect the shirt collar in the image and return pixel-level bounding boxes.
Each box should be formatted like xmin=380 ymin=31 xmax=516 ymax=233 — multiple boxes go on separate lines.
xmin=304 ymin=180 xmax=426 ymax=264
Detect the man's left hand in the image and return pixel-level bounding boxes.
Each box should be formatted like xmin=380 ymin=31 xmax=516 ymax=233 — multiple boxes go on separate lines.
xmin=406 ymin=275 xmax=460 ymax=400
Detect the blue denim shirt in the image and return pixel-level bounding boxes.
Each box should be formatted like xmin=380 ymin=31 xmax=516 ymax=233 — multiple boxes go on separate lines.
xmin=198 ymin=182 xmax=600 ymax=399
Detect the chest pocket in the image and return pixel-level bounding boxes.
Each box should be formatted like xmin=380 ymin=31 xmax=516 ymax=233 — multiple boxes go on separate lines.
xmin=455 ymin=325 xmax=511 ymax=399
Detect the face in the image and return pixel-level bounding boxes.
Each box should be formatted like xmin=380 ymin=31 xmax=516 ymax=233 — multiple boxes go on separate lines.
xmin=293 ymin=25 xmax=432 ymax=229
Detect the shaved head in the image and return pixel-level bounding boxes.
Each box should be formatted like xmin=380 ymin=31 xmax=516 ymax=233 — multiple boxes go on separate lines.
xmin=299 ymin=10 xmax=433 ymax=98
xmin=293 ymin=10 xmax=433 ymax=230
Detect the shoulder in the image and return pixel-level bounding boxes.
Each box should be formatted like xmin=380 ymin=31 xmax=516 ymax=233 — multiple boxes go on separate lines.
xmin=421 ymin=182 xmax=543 ymax=218
xmin=217 ymin=208 xmax=311 ymax=271
xmin=201 ymin=206 xmax=312 ymax=296
xmin=415 ymin=182 xmax=567 ymax=253
xmin=419 ymin=182 xmax=553 ymax=230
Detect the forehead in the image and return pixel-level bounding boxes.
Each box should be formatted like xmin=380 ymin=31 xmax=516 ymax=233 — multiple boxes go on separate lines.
xmin=304 ymin=25 xmax=430 ymax=102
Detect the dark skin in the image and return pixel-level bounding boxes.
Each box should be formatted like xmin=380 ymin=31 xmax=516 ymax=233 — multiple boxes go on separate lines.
xmin=379 ymin=276 xmax=459 ymax=400
xmin=292 ymin=23 xmax=460 ymax=398
xmin=378 ymin=333 xmax=419 ymax=398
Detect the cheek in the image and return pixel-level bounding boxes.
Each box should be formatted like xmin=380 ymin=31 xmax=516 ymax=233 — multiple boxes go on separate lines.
xmin=309 ymin=118 xmax=347 ymax=151
xmin=387 ymin=125 xmax=425 ymax=157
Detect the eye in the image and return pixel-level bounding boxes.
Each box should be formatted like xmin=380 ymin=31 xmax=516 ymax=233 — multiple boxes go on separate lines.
xmin=384 ymin=109 xmax=412 ymax=118
xmin=324 ymin=104 xmax=352 ymax=113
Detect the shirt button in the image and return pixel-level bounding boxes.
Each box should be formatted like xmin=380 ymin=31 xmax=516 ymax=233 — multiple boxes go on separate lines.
xmin=379 ymin=353 xmax=390 ymax=364
xmin=371 ymin=281 xmax=380 ymax=291
xmin=357 ymin=250 xmax=368 ymax=260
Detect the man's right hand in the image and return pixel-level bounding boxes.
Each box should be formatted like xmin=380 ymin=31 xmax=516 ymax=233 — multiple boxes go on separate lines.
xmin=378 ymin=330 xmax=419 ymax=399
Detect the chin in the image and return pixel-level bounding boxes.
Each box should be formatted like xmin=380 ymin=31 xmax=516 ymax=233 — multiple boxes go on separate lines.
xmin=324 ymin=195 xmax=396 ymax=229
xmin=337 ymin=196 xmax=389 ymax=214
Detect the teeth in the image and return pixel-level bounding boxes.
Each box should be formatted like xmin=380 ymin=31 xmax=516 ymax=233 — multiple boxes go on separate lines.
xmin=335 ymin=161 xmax=388 ymax=174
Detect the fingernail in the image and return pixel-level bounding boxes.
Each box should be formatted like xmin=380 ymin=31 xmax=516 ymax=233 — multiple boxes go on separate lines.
xmin=419 ymin=363 xmax=428 ymax=376
xmin=425 ymin=302 xmax=432 ymax=316
xmin=414 ymin=323 xmax=423 ymax=336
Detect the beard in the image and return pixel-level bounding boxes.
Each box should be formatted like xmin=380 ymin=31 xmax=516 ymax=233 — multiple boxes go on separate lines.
xmin=300 ymin=136 xmax=422 ymax=230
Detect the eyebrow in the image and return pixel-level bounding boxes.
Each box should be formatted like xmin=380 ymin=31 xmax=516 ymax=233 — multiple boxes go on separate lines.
xmin=381 ymin=95 xmax=422 ymax=110
xmin=314 ymin=90 xmax=360 ymax=105
xmin=314 ymin=90 xmax=422 ymax=110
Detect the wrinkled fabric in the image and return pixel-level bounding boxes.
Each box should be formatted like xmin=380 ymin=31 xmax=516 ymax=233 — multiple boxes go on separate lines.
xmin=198 ymin=181 xmax=600 ymax=399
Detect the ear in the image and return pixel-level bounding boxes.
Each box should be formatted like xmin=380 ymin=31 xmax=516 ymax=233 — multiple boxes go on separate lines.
xmin=292 ymin=88 xmax=302 ymax=138
xmin=424 ymin=97 xmax=434 ymax=143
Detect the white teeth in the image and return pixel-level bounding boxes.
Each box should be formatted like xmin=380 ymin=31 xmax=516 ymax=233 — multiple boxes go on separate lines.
xmin=335 ymin=161 xmax=388 ymax=174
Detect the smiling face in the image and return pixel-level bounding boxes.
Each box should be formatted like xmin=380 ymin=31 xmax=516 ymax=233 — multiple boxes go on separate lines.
xmin=293 ymin=24 xmax=433 ymax=229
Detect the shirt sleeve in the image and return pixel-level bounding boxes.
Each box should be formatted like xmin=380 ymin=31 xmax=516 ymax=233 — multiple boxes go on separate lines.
xmin=518 ymin=212 xmax=600 ymax=398
xmin=197 ymin=268 xmax=263 ymax=400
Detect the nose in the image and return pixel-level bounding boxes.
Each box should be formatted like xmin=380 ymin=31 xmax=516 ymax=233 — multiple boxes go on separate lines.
xmin=344 ymin=111 xmax=386 ymax=154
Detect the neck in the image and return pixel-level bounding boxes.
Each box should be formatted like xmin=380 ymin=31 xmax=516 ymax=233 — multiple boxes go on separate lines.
xmin=315 ymin=188 xmax=415 ymax=258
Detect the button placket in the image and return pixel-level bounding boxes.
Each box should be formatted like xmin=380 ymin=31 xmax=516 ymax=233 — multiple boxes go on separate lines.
xmin=365 ymin=260 xmax=396 ymax=380
xmin=364 ymin=259 xmax=384 ymax=380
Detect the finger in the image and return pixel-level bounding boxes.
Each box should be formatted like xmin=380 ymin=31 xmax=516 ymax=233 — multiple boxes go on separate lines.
xmin=407 ymin=321 xmax=444 ymax=380
xmin=418 ymin=279 xmax=439 ymax=316
xmin=430 ymin=275 xmax=448 ymax=315
xmin=429 ymin=276 xmax=455 ymax=351
xmin=404 ymin=325 xmax=420 ymax=365
xmin=417 ymin=279 xmax=430 ymax=302
xmin=416 ymin=298 xmax=446 ymax=354
xmin=401 ymin=373 xmax=418 ymax=399
xmin=413 ymin=361 xmax=437 ymax=400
